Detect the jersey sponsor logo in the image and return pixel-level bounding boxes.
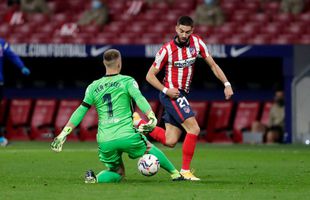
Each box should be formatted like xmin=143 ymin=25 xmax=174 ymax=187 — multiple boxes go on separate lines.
xmin=174 ymin=57 xmax=196 ymax=68
xmin=90 ymin=45 xmax=112 ymax=57
xmin=230 ymin=45 xmax=252 ymax=57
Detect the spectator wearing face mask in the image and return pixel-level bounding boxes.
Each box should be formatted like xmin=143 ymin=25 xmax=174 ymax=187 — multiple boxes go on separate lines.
xmin=77 ymin=0 xmax=109 ymax=26
xmin=194 ymin=0 xmax=225 ymax=26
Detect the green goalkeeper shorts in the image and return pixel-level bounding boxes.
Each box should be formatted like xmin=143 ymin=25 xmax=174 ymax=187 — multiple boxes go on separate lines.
xmin=98 ymin=133 xmax=148 ymax=171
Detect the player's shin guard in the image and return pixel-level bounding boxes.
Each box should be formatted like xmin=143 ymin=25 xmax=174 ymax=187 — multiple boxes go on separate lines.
xmin=96 ymin=170 xmax=122 ymax=183
xmin=148 ymin=145 xmax=178 ymax=175
xmin=182 ymin=133 xmax=198 ymax=170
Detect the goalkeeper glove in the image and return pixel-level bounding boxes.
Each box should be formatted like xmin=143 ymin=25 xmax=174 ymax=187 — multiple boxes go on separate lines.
xmin=138 ymin=111 xmax=157 ymax=134
xmin=51 ymin=127 xmax=72 ymax=152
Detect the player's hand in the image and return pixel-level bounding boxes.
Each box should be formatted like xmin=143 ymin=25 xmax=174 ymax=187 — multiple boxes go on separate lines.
xmin=224 ymin=85 xmax=234 ymax=100
xmin=21 ymin=67 xmax=30 ymax=76
xmin=51 ymin=135 xmax=66 ymax=152
xmin=166 ymin=88 xmax=180 ymax=99
xmin=138 ymin=111 xmax=157 ymax=134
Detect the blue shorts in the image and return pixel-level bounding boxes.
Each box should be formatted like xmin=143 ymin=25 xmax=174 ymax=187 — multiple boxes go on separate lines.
xmin=159 ymin=90 xmax=195 ymax=129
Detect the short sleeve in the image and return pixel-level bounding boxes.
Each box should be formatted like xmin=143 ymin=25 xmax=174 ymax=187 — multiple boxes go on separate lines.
xmin=152 ymin=47 xmax=168 ymax=70
xmin=198 ymin=37 xmax=210 ymax=59
xmin=83 ymin=84 xmax=94 ymax=105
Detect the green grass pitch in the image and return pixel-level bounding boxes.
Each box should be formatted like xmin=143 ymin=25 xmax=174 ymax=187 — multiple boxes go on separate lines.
xmin=1 ymin=142 xmax=310 ymax=200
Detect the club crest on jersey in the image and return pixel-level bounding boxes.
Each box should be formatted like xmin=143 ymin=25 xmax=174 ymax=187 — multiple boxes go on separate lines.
xmin=183 ymin=106 xmax=191 ymax=114
xmin=174 ymin=57 xmax=196 ymax=68
xmin=189 ymin=47 xmax=196 ymax=56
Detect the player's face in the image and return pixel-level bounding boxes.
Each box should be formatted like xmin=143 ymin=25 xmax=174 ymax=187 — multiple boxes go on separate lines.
xmin=175 ymin=25 xmax=193 ymax=43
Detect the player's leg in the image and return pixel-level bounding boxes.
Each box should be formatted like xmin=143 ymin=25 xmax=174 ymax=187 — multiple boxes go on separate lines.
xmin=162 ymin=91 xmax=200 ymax=180
xmin=126 ymin=133 xmax=184 ymax=180
xmin=133 ymin=111 xmax=183 ymax=147
xmin=180 ymin=116 xmax=201 ymax=180
xmin=133 ymin=112 xmax=167 ymax=145
xmin=95 ymin=161 xmax=124 ymax=183
xmin=87 ymin=141 xmax=123 ymax=183
xmin=164 ymin=123 xmax=182 ymax=147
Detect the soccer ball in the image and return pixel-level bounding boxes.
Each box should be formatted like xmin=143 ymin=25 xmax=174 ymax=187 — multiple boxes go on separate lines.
xmin=137 ymin=154 xmax=160 ymax=176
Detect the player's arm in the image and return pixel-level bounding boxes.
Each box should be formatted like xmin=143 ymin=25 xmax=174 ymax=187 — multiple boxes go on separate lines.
xmin=146 ymin=48 xmax=180 ymax=99
xmin=127 ymin=78 xmax=157 ymax=133
xmin=51 ymin=85 xmax=93 ymax=152
xmin=51 ymin=102 xmax=90 ymax=152
xmin=204 ymin=55 xmax=234 ymax=100
xmin=3 ymin=41 xmax=30 ymax=75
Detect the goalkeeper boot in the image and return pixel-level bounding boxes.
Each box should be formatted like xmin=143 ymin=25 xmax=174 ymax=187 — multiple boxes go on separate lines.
xmin=171 ymin=173 xmax=186 ymax=181
xmin=85 ymin=170 xmax=97 ymax=183
xmin=180 ymin=170 xmax=201 ymax=181
xmin=133 ymin=112 xmax=142 ymax=127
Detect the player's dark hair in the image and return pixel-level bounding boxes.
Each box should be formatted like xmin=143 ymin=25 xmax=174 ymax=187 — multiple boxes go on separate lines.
xmin=103 ymin=49 xmax=120 ymax=62
xmin=177 ymin=16 xmax=194 ymax=27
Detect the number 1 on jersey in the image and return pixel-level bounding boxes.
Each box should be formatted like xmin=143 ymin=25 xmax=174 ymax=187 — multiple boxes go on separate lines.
xmin=103 ymin=93 xmax=113 ymax=117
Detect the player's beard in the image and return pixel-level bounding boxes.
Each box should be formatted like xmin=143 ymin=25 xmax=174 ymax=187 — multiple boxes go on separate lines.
xmin=178 ymin=36 xmax=189 ymax=46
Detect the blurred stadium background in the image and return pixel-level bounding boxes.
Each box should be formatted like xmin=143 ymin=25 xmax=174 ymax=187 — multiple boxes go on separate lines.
xmin=1 ymin=0 xmax=310 ymax=144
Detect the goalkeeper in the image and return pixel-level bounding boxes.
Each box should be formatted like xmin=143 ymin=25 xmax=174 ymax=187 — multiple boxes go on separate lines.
xmin=51 ymin=49 xmax=184 ymax=183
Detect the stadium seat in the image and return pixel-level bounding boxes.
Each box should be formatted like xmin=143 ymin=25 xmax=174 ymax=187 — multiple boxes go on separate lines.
xmin=0 ymin=24 xmax=12 ymax=38
xmin=6 ymin=99 xmax=33 ymax=140
xmin=205 ymin=101 xmax=233 ymax=143
xmin=189 ymin=101 xmax=208 ymax=129
xmin=248 ymin=34 xmax=272 ymax=44
xmin=79 ymin=106 xmax=98 ymax=141
xmin=272 ymin=13 xmax=294 ymax=24
xmin=271 ymin=34 xmax=297 ymax=44
xmin=0 ymin=99 xmax=8 ymax=128
xmin=260 ymin=101 xmax=273 ymax=126
xmin=249 ymin=13 xmax=270 ymax=23
xmin=224 ymin=34 xmax=248 ymax=45
xmin=54 ymin=99 xmax=81 ymax=140
xmin=262 ymin=1 xmax=280 ymax=15
xmin=285 ymin=23 xmax=305 ymax=35
xmin=29 ymin=99 xmax=57 ymax=141
xmin=298 ymin=35 xmax=310 ymax=44
xmin=296 ymin=12 xmax=310 ymax=23
xmin=232 ymin=101 xmax=260 ymax=143
xmin=214 ymin=23 xmax=236 ymax=36
xmin=260 ymin=22 xmax=283 ymax=35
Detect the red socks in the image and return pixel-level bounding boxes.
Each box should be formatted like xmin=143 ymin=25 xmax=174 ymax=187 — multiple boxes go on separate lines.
xmin=139 ymin=119 xmax=166 ymax=145
xmin=182 ymin=133 xmax=198 ymax=170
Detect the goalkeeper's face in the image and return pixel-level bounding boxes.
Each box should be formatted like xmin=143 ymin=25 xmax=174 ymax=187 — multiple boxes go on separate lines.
xmin=175 ymin=25 xmax=193 ymax=44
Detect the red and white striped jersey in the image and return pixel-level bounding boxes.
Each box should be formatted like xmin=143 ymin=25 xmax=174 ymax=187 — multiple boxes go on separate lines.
xmin=152 ymin=34 xmax=209 ymax=93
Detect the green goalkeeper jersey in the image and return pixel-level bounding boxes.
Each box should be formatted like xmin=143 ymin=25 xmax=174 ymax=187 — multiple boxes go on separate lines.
xmin=83 ymin=74 xmax=151 ymax=142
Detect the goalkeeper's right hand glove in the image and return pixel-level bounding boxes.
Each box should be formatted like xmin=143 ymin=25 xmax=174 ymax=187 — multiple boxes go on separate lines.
xmin=51 ymin=127 xmax=71 ymax=152
xmin=138 ymin=111 xmax=157 ymax=134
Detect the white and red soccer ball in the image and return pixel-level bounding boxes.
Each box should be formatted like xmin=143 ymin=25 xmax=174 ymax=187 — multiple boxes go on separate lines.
xmin=138 ymin=154 xmax=160 ymax=176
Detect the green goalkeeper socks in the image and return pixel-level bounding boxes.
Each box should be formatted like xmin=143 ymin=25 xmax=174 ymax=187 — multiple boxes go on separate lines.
xmin=148 ymin=145 xmax=179 ymax=175
xmin=96 ymin=170 xmax=122 ymax=183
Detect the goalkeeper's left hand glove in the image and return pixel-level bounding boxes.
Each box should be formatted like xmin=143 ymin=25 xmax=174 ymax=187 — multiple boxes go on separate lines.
xmin=51 ymin=127 xmax=72 ymax=152
xmin=138 ymin=111 xmax=157 ymax=134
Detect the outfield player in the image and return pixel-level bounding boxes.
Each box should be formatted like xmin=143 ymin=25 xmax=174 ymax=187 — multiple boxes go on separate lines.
xmin=137 ymin=16 xmax=234 ymax=180
xmin=51 ymin=49 xmax=184 ymax=183
xmin=0 ymin=37 xmax=30 ymax=147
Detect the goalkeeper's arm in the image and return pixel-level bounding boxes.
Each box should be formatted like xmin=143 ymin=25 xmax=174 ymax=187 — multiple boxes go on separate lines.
xmin=51 ymin=103 xmax=89 ymax=152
